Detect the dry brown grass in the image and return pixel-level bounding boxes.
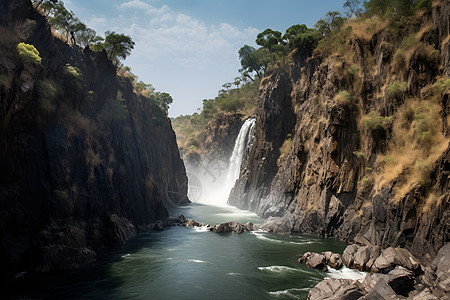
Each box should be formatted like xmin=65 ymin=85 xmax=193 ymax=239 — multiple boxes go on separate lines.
xmin=422 ymin=192 xmax=445 ymax=213
xmin=278 ymin=136 xmax=293 ymax=165
xmin=344 ymin=17 xmax=388 ymax=43
xmin=373 ymin=97 xmax=449 ymax=203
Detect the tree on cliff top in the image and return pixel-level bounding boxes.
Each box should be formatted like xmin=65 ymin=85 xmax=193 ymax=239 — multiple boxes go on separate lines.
xmin=92 ymin=31 xmax=135 ymax=69
xmin=238 ymin=45 xmax=270 ymax=81
xmin=282 ymin=24 xmax=319 ymax=53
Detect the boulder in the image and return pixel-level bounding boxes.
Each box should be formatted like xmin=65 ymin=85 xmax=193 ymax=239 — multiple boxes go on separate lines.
xmin=371 ymin=247 xmax=421 ymax=274
xmin=407 ymin=286 xmax=439 ymax=300
xmin=308 ymin=278 xmax=365 ymax=300
xmin=299 ymin=252 xmax=327 ymax=271
xmin=342 ymin=244 xmax=359 ymax=268
xmin=387 ymin=266 xmax=415 ymax=296
xmin=323 ymin=251 xmax=343 ymax=269
xmin=361 ymin=279 xmax=400 ymax=300
xmin=186 ymin=219 xmax=204 ymax=228
xmin=209 ymin=222 xmax=254 ymax=233
xmin=342 ymin=244 xmax=381 ymax=271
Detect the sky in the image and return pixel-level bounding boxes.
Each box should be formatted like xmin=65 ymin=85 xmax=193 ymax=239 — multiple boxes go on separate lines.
xmin=63 ymin=0 xmax=345 ymax=117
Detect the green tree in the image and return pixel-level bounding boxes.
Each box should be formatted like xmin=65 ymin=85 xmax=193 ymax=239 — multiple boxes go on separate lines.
xmin=343 ymin=0 xmax=363 ymax=18
xmin=238 ymin=45 xmax=270 ymax=81
xmin=92 ymin=31 xmax=135 ymax=68
xmin=256 ymin=28 xmax=282 ymax=52
xmin=99 ymin=31 xmax=135 ymax=68
xmin=33 ymin=0 xmax=58 ymax=10
xmin=46 ymin=2 xmax=78 ymax=42
xmin=153 ymin=92 xmax=173 ymax=114
xmin=219 ymin=97 xmax=244 ymax=115
xmin=73 ymin=22 xmax=103 ymax=48
xmin=314 ymin=11 xmax=345 ymax=37
xmin=282 ymin=24 xmax=319 ymax=51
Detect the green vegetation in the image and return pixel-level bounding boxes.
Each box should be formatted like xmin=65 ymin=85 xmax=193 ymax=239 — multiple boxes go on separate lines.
xmin=34 ymin=0 xmax=133 ymax=68
xmin=152 ymin=92 xmax=173 ymax=115
xmin=387 ymin=81 xmax=408 ymax=100
xmin=363 ymin=112 xmax=392 ymax=130
xmin=92 ymin=31 xmax=135 ymax=68
xmin=173 ymin=79 xmax=259 ymax=150
xmin=17 ymin=42 xmax=41 ymax=65
xmin=347 ymin=64 xmax=360 ymax=75
xmin=116 ymin=66 xmax=173 ymax=116
xmin=353 ymin=151 xmax=365 ymax=158
xmin=334 ymin=90 xmax=352 ymax=104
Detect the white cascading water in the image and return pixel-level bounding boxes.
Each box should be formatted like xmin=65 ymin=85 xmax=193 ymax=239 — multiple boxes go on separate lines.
xmin=226 ymin=118 xmax=256 ymax=191
xmin=187 ymin=118 xmax=255 ymax=207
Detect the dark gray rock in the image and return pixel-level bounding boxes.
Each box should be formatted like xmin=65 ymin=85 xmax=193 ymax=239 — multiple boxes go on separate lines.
xmin=351 ymin=245 xmax=381 ymax=272
xmin=185 ymin=219 xmax=204 ymax=228
xmin=342 ymin=244 xmax=359 ymax=268
xmin=209 ymin=222 xmax=254 ymax=234
xmin=387 ymin=266 xmax=415 ymax=296
xmin=323 ymin=251 xmax=343 ymax=269
xmin=371 ymin=247 xmax=421 ymax=274
xmin=298 ymin=252 xmax=327 ymax=271
xmin=308 ymin=278 xmax=365 ymax=300
xmin=422 ymin=243 xmax=450 ymax=299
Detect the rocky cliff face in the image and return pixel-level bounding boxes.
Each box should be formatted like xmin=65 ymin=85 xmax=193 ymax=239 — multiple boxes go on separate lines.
xmin=229 ymin=1 xmax=449 ymax=263
xmin=0 ymin=0 xmax=188 ymax=282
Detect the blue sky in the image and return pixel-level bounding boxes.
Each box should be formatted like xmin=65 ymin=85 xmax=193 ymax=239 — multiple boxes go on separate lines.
xmin=64 ymin=0 xmax=345 ymax=117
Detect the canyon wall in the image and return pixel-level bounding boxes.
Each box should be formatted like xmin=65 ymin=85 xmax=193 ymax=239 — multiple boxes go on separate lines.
xmin=229 ymin=1 xmax=449 ymax=262
xmin=0 ymin=0 xmax=188 ymax=282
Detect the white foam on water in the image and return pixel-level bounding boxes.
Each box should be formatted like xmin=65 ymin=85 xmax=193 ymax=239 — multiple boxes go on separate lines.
xmin=258 ymin=265 xmax=316 ymax=275
xmin=187 ymin=259 xmax=207 ymax=264
xmin=251 ymin=231 xmax=315 ymax=246
xmin=192 ymin=225 xmax=210 ymax=232
xmin=326 ymin=266 xmax=367 ymax=282
xmin=267 ymin=287 xmax=310 ymax=299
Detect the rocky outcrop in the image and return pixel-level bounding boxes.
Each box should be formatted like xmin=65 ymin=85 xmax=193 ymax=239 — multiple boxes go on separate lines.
xmin=209 ymin=221 xmax=255 ymax=233
xmin=372 ymin=247 xmax=422 ymax=275
xmin=308 ymin=270 xmax=415 ymax=300
xmin=299 ymin=251 xmax=343 ymax=270
xmin=0 ymin=0 xmax=188 ymax=283
xmin=228 ymin=0 xmax=450 ymax=266
xmin=298 ymin=252 xmax=328 ymax=271
xmin=323 ymin=251 xmax=344 ymax=270
xmin=308 ymin=278 xmax=366 ymax=300
xmin=311 ymin=242 xmax=450 ymax=299
xmin=200 ymin=114 xmax=244 ymax=161
xmin=422 ymin=243 xmax=450 ymax=298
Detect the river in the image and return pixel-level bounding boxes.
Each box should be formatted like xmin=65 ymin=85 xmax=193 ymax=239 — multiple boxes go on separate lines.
xmin=17 ymin=203 xmax=365 ymax=299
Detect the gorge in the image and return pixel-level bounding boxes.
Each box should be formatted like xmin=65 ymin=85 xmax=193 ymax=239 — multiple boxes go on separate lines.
xmin=1 ymin=0 xmax=449 ymax=299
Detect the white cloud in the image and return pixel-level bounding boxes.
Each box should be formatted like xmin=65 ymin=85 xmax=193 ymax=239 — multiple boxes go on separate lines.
xmin=86 ymin=1 xmax=259 ymax=116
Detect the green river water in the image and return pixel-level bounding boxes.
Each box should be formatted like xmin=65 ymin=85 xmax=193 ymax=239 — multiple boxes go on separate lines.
xmin=16 ymin=203 xmax=366 ymax=299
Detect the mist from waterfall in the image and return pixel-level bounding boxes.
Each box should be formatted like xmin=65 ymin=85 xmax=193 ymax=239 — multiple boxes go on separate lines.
xmin=185 ymin=118 xmax=255 ymax=207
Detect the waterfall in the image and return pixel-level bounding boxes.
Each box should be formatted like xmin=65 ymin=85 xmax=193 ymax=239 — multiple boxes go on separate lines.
xmin=226 ymin=118 xmax=256 ymax=190
xmin=186 ymin=118 xmax=255 ymax=207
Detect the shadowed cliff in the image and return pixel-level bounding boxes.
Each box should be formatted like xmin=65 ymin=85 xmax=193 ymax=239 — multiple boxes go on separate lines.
xmin=0 ymin=0 xmax=188 ymax=283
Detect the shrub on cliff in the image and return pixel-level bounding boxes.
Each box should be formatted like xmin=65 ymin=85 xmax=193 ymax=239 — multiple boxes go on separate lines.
xmin=387 ymin=81 xmax=407 ymax=100
xmin=363 ymin=112 xmax=392 ymax=130
xmin=17 ymin=42 xmax=41 ymax=65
